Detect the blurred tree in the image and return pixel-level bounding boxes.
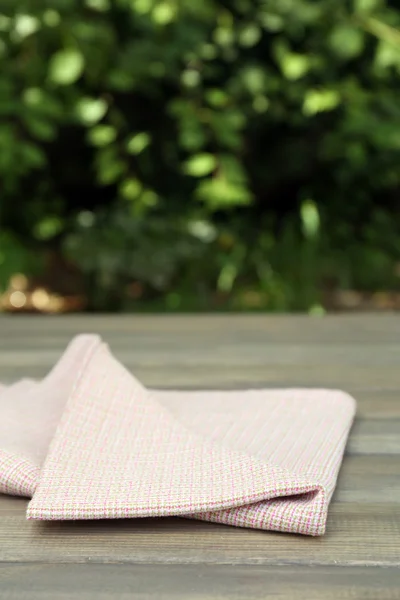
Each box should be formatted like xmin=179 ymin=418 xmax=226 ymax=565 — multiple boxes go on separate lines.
xmin=0 ymin=0 xmax=399 ymax=310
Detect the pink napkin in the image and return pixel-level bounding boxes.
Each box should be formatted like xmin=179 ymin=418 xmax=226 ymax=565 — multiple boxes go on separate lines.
xmin=0 ymin=335 xmax=355 ymax=536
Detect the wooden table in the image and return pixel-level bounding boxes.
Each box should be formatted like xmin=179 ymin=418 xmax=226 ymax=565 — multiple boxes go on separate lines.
xmin=0 ymin=315 xmax=399 ymax=598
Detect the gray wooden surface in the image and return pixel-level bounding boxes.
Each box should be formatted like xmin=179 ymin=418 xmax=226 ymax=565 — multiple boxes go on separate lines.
xmin=0 ymin=315 xmax=399 ymax=599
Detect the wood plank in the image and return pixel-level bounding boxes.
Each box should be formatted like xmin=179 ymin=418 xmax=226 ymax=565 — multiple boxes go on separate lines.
xmin=349 ymin=391 xmax=400 ymax=420
xmin=2 ymin=362 xmax=400 ymax=391
xmin=1 ymin=316 xmax=399 ymax=394
xmin=2 ymin=342 xmax=400 ymax=392
xmin=1 ymin=314 xmax=399 ymax=588
xmin=1 ymin=343 xmax=400 ymax=390
xmin=1 ymin=564 xmax=400 ymax=599
xmin=1 ymin=314 xmax=399 ymax=344
xmin=2 ymin=341 xmax=400 ymax=367
xmin=334 ymin=456 xmax=400 ymax=502
xmin=348 ymin=420 xmax=400 ymax=455
xmin=0 ymin=497 xmax=399 ymax=567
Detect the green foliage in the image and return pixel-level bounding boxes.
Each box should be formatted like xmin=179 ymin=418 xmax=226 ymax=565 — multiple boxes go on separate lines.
xmin=0 ymin=0 xmax=399 ymax=310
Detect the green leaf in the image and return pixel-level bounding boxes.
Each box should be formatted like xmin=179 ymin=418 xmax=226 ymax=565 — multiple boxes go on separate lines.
xmin=141 ymin=190 xmax=158 ymax=207
xmin=20 ymin=142 xmax=46 ymax=168
xmin=329 ymin=26 xmax=365 ymax=59
xmin=261 ymin=13 xmax=284 ymax=32
xmin=184 ymin=153 xmax=217 ymax=177
xmin=120 ymin=178 xmax=142 ymax=200
xmin=213 ymin=26 xmax=235 ymax=47
xmin=217 ymin=262 xmax=238 ymax=292
xmin=97 ymin=160 xmax=125 ymax=185
xmin=238 ymin=24 xmax=261 ymax=48
xmin=134 ymin=0 xmax=153 ymax=14
xmin=375 ymin=40 xmax=400 ymax=71
xmin=34 ymin=216 xmax=64 ymax=241
xmin=23 ymin=116 xmax=56 ymax=141
xmin=48 ymin=49 xmax=85 ymax=85
xmin=23 ymin=88 xmax=64 ymax=119
xmin=241 ymin=66 xmax=266 ymax=94
xmin=126 ymin=132 xmax=151 ymax=154
xmin=205 ymin=88 xmax=229 ymax=107
xmin=95 ymin=147 xmax=126 ymax=185
xmin=280 ymin=53 xmax=311 ymax=80
xmin=300 ymin=199 xmax=320 ymax=238
xmin=209 ymin=112 xmax=244 ymax=149
xmin=76 ymin=97 xmax=107 ymax=125
xmin=196 ymin=175 xmax=252 ymax=209
xmin=253 ymin=95 xmax=269 ymax=113
xmin=88 ymin=125 xmax=117 ymax=146
xmin=108 ymin=69 xmax=134 ymax=91
xmin=200 ymin=43 xmax=218 ymax=60
xmin=152 ymin=2 xmax=177 ymax=25
xmin=354 ymin=0 xmax=380 ymax=14
xmin=303 ymin=89 xmax=341 ymax=116
xmin=85 ymin=0 xmax=110 ymax=11
xmin=187 ymin=220 xmax=217 ymax=242
xmin=43 ymin=9 xmax=61 ymax=26
xmin=181 ymin=69 xmax=201 ymax=88
xmin=179 ymin=125 xmax=206 ymax=151
xmin=219 ymin=154 xmax=247 ymax=184
xmin=14 ymin=14 xmax=40 ymax=39
xmin=0 ymin=15 xmax=11 ymax=32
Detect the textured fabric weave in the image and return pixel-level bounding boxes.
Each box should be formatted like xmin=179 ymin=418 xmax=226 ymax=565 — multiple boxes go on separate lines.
xmin=0 ymin=335 xmax=355 ymax=535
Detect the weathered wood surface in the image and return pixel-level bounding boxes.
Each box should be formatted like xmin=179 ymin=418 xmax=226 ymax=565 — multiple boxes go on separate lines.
xmin=2 ymin=565 xmax=400 ymax=600
xmin=0 ymin=314 xmax=399 ymax=598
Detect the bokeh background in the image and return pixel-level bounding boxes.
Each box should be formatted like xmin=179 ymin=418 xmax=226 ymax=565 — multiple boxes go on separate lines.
xmin=1 ymin=0 xmax=399 ymax=314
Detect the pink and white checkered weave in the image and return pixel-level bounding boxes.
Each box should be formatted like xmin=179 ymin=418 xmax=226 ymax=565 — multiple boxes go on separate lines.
xmin=0 ymin=335 xmax=355 ymax=536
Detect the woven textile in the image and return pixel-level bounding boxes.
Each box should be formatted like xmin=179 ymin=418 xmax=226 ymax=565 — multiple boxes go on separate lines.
xmin=0 ymin=335 xmax=355 ymax=536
